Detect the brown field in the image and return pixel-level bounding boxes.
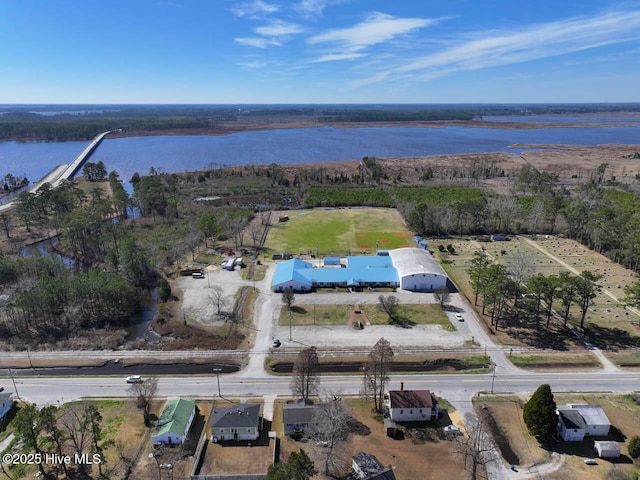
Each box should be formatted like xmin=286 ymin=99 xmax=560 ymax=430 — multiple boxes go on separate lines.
xmin=478 ymin=394 xmax=640 ymax=480
xmin=276 ymin=398 xmax=467 ymax=480
xmin=196 ymin=399 xmax=274 ymax=477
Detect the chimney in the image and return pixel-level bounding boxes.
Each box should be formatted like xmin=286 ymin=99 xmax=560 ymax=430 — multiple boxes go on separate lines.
xmin=400 ymin=382 xmax=404 ymax=391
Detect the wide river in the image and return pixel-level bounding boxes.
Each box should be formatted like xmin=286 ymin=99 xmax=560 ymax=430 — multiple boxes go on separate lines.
xmin=2 ymin=114 xmax=640 ymax=185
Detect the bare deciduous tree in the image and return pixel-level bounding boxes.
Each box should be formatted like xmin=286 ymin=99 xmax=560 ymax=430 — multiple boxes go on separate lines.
xmin=282 ymin=288 xmax=295 ymax=311
xmin=434 ymin=286 xmax=451 ymax=308
xmin=310 ymin=394 xmax=351 ymax=477
xmin=455 ymin=413 xmax=497 ymax=480
xmin=209 ymin=285 xmax=226 ymax=315
xmin=291 ymin=346 xmax=319 ymax=404
xmin=377 ymin=295 xmax=399 ymax=323
xmin=363 ymin=337 xmax=394 ymax=412
xmin=128 ymin=377 xmax=159 ymax=427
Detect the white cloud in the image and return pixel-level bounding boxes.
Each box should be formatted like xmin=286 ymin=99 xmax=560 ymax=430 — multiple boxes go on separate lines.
xmin=293 ymin=0 xmax=345 ymax=19
xmin=234 ymin=37 xmax=282 ymax=48
xmin=231 ymin=0 xmax=279 ymax=18
xmin=398 ymin=9 xmax=640 ymax=77
xmin=255 ymin=20 xmax=304 ymax=36
xmin=309 ymin=12 xmax=433 ymax=48
xmin=313 ymin=52 xmax=366 ymax=62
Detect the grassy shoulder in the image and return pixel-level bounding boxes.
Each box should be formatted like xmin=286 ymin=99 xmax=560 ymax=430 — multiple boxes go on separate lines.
xmin=279 ymin=303 xmax=453 ymax=330
xmin=509 ymin=351 xmax=602 ymax=370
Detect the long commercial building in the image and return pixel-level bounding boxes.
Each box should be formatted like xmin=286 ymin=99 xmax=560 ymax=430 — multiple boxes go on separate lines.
xmin=272 ymin=247 xmax=449 ymax=293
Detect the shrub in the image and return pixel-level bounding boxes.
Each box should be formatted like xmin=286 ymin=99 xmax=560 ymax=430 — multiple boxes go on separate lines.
xmin=629 ymin=435 xmax=640 ymax=459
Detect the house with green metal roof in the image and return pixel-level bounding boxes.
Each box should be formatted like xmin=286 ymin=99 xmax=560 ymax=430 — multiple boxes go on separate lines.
xmin=151 ymin=398 xmax=196 ymax=446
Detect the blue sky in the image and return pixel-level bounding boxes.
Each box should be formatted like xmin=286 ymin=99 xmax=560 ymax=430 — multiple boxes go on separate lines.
xmin=2 ymin=0 xmax=640 ymax=103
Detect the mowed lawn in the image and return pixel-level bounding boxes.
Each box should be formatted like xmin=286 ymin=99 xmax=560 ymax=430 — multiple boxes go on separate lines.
xmin=265 ymin=208 xmax=414 ymax=256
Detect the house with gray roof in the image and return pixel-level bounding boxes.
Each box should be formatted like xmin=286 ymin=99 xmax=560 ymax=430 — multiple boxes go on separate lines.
xmin=352 ymin=452 xmax=396 ymax=480
xmin=151 ymin=398 xmax=196 ymax=446
xmin=282 ymin=404 xmax=320 ymax=437
xmin=211 ymin=403 xmax=262 ymax=441
xmin=557 ymin=404 xmax=611 ymax=441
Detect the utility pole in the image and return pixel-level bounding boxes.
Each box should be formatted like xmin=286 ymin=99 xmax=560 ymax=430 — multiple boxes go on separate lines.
xmin=213 ymin=368 xmax=222 ymax=396
xmin=491 ymin=363 xmax=497 ymax=394
xmin=8 ymin=368 xmax=20 ymax=399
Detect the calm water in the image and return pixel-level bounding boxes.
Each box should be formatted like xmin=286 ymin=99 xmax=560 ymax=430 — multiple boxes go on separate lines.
xmin=2 ymin=118 xmax=640 ymax=184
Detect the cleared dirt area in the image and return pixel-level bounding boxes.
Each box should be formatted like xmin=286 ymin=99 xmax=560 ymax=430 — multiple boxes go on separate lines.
xmin=276 ymin=398 xmax=467 ymax=480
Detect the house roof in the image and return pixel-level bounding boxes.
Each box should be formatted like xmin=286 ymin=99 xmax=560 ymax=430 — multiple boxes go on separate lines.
xmin=387 ymin=390 xmax=437 ymax=410
xmin=564 ymin=404 xmax=611 ymax=426
xmin=353 ymin=452 xmax=396 ymax=480
xmin=557 ymin=409 xmax=587 ymax=430
xmin=152 ymin=399 xmax=196 ymax=439
xmin=0 ymin=392 xmax=13 ymax=403
xmin=212 ymin=403 xmax=260 ymax=429
xmin=282 ymin=405 xmax=319 ymax=424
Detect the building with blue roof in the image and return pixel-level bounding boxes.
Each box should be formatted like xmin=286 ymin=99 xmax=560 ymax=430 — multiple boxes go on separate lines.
xmin=272 ymin=248 xmax=448 ymax=293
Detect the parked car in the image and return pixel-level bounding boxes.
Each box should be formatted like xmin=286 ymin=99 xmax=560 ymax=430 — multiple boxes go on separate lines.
xmin=126 ymin=375 xmax=143 ymax=384
xmin=455 ymin=313 xmax=464 ymax=321
xmin=272 ymin=338 xmax=281 ymax=348
xmin=584 ymin=458 xmax=597 ymax=465
xmin=0 ymin=386 xmax=4 ymax=392
xmin=192 ymin=271 xmax=204 ymax=278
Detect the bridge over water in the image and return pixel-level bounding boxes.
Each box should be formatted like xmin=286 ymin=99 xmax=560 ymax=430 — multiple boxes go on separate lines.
xmin=0 ymin=131 xmax=110 ymax=213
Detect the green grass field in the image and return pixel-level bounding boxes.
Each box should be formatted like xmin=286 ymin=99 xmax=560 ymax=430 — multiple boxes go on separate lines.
xmin=265 ymin=208 xmax=414 ymax=256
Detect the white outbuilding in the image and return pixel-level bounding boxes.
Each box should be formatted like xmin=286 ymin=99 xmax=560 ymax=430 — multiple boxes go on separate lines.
xmin=594 ymin=440 xmax=621 ymax=458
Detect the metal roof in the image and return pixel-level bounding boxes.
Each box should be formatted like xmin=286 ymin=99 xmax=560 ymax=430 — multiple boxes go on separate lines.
xmin=564 ymin=404 xmax=611 ymax=426
xmin=152 ymin=399 xmax=195 ymax=439
xmin=388 ymin=248 xmax=447 ymax=278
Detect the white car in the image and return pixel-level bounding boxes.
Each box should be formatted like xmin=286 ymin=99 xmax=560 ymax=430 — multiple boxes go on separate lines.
xmin=272 ymin=339 xmax=281 ymax=348
xmin=455 ymin=313 xmax=464 ymax=321
xmin=126 ymin=375 xmax=143 ymax=384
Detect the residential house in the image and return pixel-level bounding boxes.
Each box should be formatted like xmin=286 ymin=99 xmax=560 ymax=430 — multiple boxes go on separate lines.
xmin=557 ymin=404 xmax=611 ymax=441
xmin=384 ymin=383 xmax=440 ymax=422
xmin=151 ymin=399 xmax=196 ymax=446
xmin=211 ymin=403 xmax=262 ymax=441
xmin=352 ymin=452 xmax=396 ymax=480
xmin=0 ymin=392 xmax=13 ymax=422
xmin=282 ymin=404 xmax=319 ymax=437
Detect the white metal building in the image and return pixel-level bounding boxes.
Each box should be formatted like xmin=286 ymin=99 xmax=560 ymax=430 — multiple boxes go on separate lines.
xmin=388 ymin=248 xmax=448 ymax=292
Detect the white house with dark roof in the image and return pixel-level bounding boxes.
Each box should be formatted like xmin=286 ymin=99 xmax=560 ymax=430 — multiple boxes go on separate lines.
xmin=557 ymin=404 xmax=611 ymax=441
xmin=384 ymin=383 xmax=440 ymax=422
xmin=211 ymin=403 xmax=262 ymax=441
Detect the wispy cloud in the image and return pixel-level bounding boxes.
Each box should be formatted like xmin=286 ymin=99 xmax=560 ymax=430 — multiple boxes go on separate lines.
xmin=231 ymin=0 xmax=279 ymax=18
xmin=234 ymin=37 xmax=282 ymax=48
xmin=255 ymin=20 xmax=304 ymax=37
xmin=308 ymin=12 xmax=435 ymax=62
xmin=293 ymin=0 xmax=345 ymax=19
xmin=397 ymin=9 xmax=640 ymax=78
